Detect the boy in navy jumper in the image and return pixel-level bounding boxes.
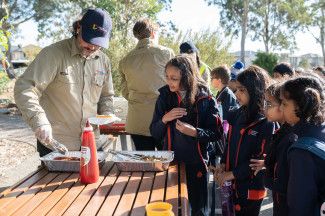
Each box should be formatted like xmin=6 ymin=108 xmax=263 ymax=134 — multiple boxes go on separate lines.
xmin=211 ymin=65 xmax=238 ymax=120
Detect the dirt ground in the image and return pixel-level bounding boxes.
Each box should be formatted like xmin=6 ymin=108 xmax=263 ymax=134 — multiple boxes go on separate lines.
xmin=0 ymin=80 xmax=39 ymax=192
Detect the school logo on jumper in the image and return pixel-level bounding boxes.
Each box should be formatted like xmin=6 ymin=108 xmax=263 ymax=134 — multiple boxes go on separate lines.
xmin=248 ymin=129 xmax=258 ymax=136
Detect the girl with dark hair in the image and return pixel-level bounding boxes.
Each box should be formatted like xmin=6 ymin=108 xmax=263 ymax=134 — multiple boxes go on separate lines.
xmin=150 ymin=54 xmax=223 ymax=216
xmin=250 ymin=82 xmax=294 ymax=215
xmin=279 ymin=76 xmax=325 ymax=216
xmin=214 ymin=65 xmax=278 ymax=216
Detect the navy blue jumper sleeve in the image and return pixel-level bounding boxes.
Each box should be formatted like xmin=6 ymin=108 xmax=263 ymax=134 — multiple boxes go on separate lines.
xmin=196 ymin=97 xmax=223 ymax=144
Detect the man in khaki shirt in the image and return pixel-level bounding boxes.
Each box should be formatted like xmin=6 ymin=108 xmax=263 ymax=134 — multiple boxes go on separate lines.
xmin=14 ymin=8 xmax=114 ymax=156
xmin=119 ymin=19 xmax=174 ymax=150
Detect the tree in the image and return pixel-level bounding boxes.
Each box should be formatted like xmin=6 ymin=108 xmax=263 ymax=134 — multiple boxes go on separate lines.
xmin=249 ymin=0 xmax=309 ymax=53
xmin=160 ymin=29 xmax=235 ymax=69
xmin=306 ymin=0 xmax=325 ymax=65
xmin=22 ymin=44 xmax=42 ymax=61
xmin=298 ymin=58 xmax=310 ymax=69
xmin=0 ymin=0 xmax=66 ymax=66
xmin=252 ymin=51 xmax=278 ymax=75
xmin=206 ymin=0 xmax=251 ymax=64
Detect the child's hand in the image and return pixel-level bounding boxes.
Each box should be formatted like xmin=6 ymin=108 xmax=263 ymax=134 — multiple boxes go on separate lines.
xmin=215 ymin=171 xmax=234 ymax=186
xmin=162 ymin=108 xmax=187 ymax=124
xmin=212 ymin=163 xmax=225 ymax=174
xmin=175 ymin=120 xmax=197 ymax=137
xmin=249 ymin=159 xmax=265 ymax=176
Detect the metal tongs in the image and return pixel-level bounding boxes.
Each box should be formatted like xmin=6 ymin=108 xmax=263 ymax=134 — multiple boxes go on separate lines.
xmin=41 ymin=138 xmax=68 ymax=155
xmin=105 ymin=149 xmax=144 ymax=161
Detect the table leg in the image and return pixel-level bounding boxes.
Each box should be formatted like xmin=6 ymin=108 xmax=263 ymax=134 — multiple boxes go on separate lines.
xmin=120 ymin=135 xmax=127 ymax=150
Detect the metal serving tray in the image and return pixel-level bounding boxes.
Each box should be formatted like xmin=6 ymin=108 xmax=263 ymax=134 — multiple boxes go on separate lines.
xmin=40 ymin=151 xmax=106 ymax=172
xmin=110 ymin=151 xmax=174 ymax=172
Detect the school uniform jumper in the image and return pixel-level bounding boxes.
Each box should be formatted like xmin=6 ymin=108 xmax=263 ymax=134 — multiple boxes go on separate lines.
xmin=150 ymin=85 xmax=223 ymax=216
xmin=221 ymin=107 xmax=278 ymax=216
xmin=215 ymin=86 xmax=238 ymax=120
xmin=287 ymin=121 xmax=325 ymax=216
xmin=264 ymin=123 xmax=294 ymax=216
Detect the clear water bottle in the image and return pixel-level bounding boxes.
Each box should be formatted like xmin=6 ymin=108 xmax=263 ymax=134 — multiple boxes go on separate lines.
xmin=220 ymin=181 xmax=235 ymax=216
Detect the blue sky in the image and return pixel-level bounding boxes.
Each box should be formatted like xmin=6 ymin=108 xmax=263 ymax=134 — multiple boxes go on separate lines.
xmin=13 ymin=0 xmax=322 ymax=56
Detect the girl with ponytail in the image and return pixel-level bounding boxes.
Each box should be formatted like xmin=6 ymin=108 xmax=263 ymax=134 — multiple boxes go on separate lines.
xmin=280 ymin=76 xmax=325 ymax=216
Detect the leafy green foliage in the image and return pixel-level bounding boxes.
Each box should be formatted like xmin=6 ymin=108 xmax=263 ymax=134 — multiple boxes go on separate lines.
xmin=249 ymin=0 xmax=309 ymax=53
xmin=298 ymin=58 xmax=310 ymax=69
xmin=252 ymin=51 xmax=278 ymax=75
xmin=0 ymin=71 xmax=9 ymax=94
xmin=160 ymin=29 xmax=235 ymax=69
xmin=306 ymin=0 xmax=325 ymax=65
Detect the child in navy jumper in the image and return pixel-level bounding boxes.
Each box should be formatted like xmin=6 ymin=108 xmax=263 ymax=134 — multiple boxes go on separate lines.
xmin=250 ymin=82 xmax=293 ymax=216
xmin=214 ymin=65 xmax=278 ymax=216
xmin=150 ymin=55 xmax=223 ymax=216
xmin=211 ymin=65 xmax=238 ymax=120
xmin=279 ymin=76 xmax=325 ymax=216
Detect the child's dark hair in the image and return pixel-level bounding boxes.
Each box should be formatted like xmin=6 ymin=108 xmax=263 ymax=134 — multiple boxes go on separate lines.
xmin=273 ymin=62 xmax=294 ymax=77
xmin=266 ymin=82 xmax=282 ymax=104
xmin=211 ymin=65 xmax=231 ymax=85
xmin=281 ymin=76 xmax=325 ymax=125
xmin=165 ymin=54 xmax=207 ymax=106
xmin=237 ymin=65 xmax=271 ymax=124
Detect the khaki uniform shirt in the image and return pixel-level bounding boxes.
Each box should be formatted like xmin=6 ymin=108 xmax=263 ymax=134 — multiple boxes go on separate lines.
xmin=119 ymin=38 xmax=174 ymax=136
xmin=14 ymin=37 xmax=114 ymax=150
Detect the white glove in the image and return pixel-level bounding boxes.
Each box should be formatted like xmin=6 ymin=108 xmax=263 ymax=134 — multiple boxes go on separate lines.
xmin=35 ymin=125 xmax=53 ymax=144
xmin=35 ymin=125 xmax=68 ymax=154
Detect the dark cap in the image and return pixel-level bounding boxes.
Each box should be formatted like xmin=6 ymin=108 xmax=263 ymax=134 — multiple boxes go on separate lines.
xmin=80 ymin=8 xmax=112 ymax=49
xmin=232 ymin=60 xmax=244 ymax=70
xmin=180 ymin=41 xmax=198 ymax=54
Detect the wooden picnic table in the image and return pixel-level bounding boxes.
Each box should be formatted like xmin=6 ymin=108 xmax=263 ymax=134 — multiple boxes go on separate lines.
xmin=0 ymin=162 xmax=190 ymax=216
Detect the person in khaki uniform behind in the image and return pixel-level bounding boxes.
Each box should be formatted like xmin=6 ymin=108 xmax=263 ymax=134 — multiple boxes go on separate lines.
xmin=14 ymin=8 xmax=115 ymax=156
xmin=119 ymin=18 xmax=175 ymax=150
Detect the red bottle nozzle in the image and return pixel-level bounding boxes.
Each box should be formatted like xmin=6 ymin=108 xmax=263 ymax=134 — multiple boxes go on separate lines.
xmin=84 ymin=120 xmax=93 ymax=132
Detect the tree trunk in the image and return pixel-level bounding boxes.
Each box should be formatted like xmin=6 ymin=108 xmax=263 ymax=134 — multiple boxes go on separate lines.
xmin=240 ymin=0 xmax=249 ymax=64
xmin=264 ymin=0 xmax=270 ymax=53
xmin=321 ymin=8 xmax=325 ymax=66
xmin=322 ymin=46 xmax=325 ymax=66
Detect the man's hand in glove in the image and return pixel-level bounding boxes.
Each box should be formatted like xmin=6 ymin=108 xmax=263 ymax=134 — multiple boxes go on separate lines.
xmin=35 ymin=125 xmax=53 ymax=144
xmin=35 ymin=125 xmax=68 ymax=154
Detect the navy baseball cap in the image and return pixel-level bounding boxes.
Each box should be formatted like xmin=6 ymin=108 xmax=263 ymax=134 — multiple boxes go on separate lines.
xmin=80 ymin=8 xmax=112 ymax=49
xmin=180 ymin=41 xmax=198 ymax=54
xmin=232 ymin=60 xmax=244 ymax=70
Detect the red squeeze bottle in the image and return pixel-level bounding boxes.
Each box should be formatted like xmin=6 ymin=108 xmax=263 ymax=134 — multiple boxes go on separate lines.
xmin=80 ymin=120 xmax=99 ymax=184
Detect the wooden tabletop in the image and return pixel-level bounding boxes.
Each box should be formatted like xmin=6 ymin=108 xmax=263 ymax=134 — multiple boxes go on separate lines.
xmin=0 ymin=162 xmax=190 ymax=216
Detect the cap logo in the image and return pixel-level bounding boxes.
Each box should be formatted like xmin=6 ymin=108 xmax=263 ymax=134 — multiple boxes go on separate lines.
xmin=91 ymin=24 xmax=107 ymax=34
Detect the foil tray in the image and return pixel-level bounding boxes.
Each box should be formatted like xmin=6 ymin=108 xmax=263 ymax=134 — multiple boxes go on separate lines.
xmin=40 ymin=151 xmax=106 ymax=172
xmin=110 ymin=151 xmax=174 ymax=172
